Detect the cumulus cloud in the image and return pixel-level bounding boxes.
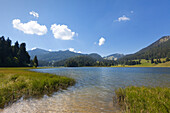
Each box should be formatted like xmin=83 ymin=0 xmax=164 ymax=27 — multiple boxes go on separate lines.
xmin=116 ymin=15 xmax=130 ymax=22
xmin=77 ymin=51 xmax=82 ymax=53
xmin=31 ymin=47 xmax=37 ymax=50
xmin=50 ymin=24 xmax=77 ymax=40
xmin=69 ymin=48 xmax=75 ymax=52
xmin=98 ymin=37 xmax=105 ymax=46
xmin=12 ymin=19 xmax=47 ymax=35
xmin=29 ymin=11 xmax=39 ymax=18
xmin=68 ymin=48 xmax=81 ymax=53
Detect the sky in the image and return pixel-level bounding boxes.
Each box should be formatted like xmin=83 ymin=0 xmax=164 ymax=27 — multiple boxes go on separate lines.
xmin=0 ymin=0 xmax=170 ymax=56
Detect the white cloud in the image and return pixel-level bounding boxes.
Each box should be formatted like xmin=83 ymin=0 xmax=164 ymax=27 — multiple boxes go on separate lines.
xmin=31 ymin=47 xmax=37 ymax=50
xmin=12 ymin=19 xmax=47 ymax=35
xmin=77 ymin=51 xmax=82 ymax=53
xmin=29 ymin=11 xmax=39 ymax=18
xmin=68 ymin=48 xmax=81 ymax=53
xmin=69 ymin=48 xmax=76 ymax=52
xmin=68 ymin=48 xmax=74 ymax=52
xmin=130 ymin=11 xmax=134 ymax=14
xmin=116 ymin=15 xmax=130 ymax=22
xmin=50 ymin=24 xmax=77 ymax=40
xmin=99 ymin=37 xmax=105 ymax=46
xmin=48 ymin=49 xmax=52 ymax=51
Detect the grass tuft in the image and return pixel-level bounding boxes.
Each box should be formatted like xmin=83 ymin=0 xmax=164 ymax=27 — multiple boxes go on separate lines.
xmin=0 ymin=68 xmax=75 ymax=108
xmin=115 ymin=86 xmax=170 ymax=113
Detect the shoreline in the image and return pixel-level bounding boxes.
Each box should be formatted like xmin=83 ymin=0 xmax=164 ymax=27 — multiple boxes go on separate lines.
xmin=0 ymin=67 xmax=75 ymax=109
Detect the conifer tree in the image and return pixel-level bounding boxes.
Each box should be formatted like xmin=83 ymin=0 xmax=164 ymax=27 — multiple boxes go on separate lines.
xmin=33 ymin=56 xmax=38 ymax=67
xmin=17 ymin=43 xmax=30 ymax=66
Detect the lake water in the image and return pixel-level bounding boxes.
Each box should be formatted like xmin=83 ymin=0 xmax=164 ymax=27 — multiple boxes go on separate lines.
xmin=2 ymin=67 xmax=170 ymax=113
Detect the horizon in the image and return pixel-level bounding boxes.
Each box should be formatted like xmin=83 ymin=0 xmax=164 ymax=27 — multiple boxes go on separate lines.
xmin=29 ymin=47 xmax=125 ymax=57
xmin=0 ymin=0 xmax=170 ymax=56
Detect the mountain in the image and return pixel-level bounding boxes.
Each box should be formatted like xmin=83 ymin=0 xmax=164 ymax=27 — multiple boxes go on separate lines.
xmin=36 ymin=50 xmax=83 ymax=62
xmin=28 ymin=48 xmax=104 ymax=66
xmin=28 ymin=49 xmax=84 ymax=62
xmin=53 ymin=53 xmax=104 ymax=67
xmin=55 ymin=55 xmax=117 ymax=67
xmin=28 ymin=48 xmax=50 ymax=59
xmin=64 ymin=55 xmax=97 ymax=67
xmin=28 ymin=36 xmax=170 ymax=66
xmin=88 ymin=53 xmax=104 ymax=61
xmin=104 ymin=53 xmax=124 ymax=60
xmin=119 ymin=36 xmax=170 ymax=61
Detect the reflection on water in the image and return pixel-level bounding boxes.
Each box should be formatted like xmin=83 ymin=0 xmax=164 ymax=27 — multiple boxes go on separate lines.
xmin=2 ymin=67 xmax=170 ymax=113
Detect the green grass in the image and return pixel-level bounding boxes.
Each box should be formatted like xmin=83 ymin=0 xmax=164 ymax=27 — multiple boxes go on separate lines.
xmin=0 ymin=67 xmax=75 ymax=108
xmin=112 ymin=59 xmax=170 ymax=67
xmin=115 ymin=86 xmax=170 ymax=113
xmin=134 ymin=59 xmax=170 ymax=67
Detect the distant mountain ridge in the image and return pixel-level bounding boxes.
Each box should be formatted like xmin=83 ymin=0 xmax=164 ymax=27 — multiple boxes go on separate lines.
xmin=28 ymin=48 xmax=50 ymax=59
xmin=104 ymin=53 xmax=124 ymax=60
xmin=88 ymin=53 xmax=104 ymax=61
xmin=28 ymin=48 xmax=104 ymax=66
xmin=119 ymin=36 xmax=170 ymax=60
xmin=28 ymin=36 xmax=170 ymax=66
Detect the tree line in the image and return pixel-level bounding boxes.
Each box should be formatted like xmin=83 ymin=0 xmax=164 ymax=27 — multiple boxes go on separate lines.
xmin=151 ymin=58 xmax=170 ymax=64
xmin=64 ymin=56 xmax=117 ymax=67
xmin=0 ymin=36 xmax=38 ymax=67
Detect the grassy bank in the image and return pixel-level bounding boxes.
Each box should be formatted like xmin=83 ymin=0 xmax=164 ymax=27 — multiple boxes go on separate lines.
xmin=115 ymin=86 xmax=170 ymax=113
xmin=0 ymin=68 xmax=75 ymax=108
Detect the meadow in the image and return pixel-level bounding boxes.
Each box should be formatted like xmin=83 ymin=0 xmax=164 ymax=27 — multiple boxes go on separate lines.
xmin=115 ymin=86 xmax=170 ymax=113
xmin=112 ymin=59 xmax=170 ymax=67
xmin=0 ymin=68 xmax=75 ymax=108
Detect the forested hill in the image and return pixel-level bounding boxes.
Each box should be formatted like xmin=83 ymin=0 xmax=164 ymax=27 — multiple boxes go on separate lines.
xmin=104 ymin=53 xmax=124 ymax=60
xmin=60 ymin=55 xmax=117 ymax=67
xmin=28 ymin=49 xmax=105 ymax=66
xmin=28 ymin=49 xmax=83 ymax=62
xmin=88 ymin=53 xmax=104 ymax=61
xmin=119 ymin=36 xmax=170 ymax=60
xmin=28 ymin=48 xmax=50 ymax=58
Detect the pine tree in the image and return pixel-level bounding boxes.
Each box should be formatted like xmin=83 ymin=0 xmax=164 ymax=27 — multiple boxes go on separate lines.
xmin=166 ymin=57 xmax=170 ymax=62
xmin=33 ymin=56 xmax=38 ymax=67
xmin=0 ymin=36 xmax=30 ymax=67
xmin=12 ymin=41 xmax=19 ymax=57
xmin=151 ymin=58 xmax=154 ymax=64
xmin=17 ymin=43 xmax=30 ymax=66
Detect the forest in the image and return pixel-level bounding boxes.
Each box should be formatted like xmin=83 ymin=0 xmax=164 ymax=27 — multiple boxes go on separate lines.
xmin=0 ymin=36 xmax=38 ymax=67
xmin=64 ymin=56 xmax=117 ymax=67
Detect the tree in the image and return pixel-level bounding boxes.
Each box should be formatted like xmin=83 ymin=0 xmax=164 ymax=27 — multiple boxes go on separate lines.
xmin=17 ymin=43 xmax=30 ymax=66
xmin=139 ymin=59 xmax=141 ymax=64
xmin=33 ymin=56 xmax=38 ymax=67
xmin=151 ymin=58 xmax=154 ymax=64
xmin=12 ymin=41 xmax=19 ymax=57
xmin=158 ymin=59 xmax=161 ymax=63
xmin=0 ymin=36 xmax=5 ymax=65
xmin=166 ymin=57 xmax=170 ymax=62
xmin=65 ymin=59 xmax=78 ymax=67
xmin=0 ymin=36 xmax=31 ymax=67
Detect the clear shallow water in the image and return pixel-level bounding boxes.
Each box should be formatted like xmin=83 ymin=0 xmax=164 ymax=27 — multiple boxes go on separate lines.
xmin=2 ymin=67 xmax=170 ymax=113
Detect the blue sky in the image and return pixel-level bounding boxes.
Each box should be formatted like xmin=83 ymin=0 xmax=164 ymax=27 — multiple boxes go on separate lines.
xmin=0 ymin=0 xmax=170 ymax=56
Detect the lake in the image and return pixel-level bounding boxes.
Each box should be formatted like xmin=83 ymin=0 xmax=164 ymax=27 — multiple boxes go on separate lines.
xmin=2 ymin=67 xmax=170 ymax=113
